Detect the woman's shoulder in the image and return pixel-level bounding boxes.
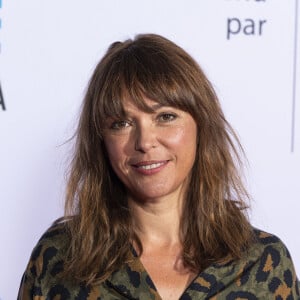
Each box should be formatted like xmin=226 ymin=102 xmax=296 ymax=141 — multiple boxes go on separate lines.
xmin=20 ymin=219 xmax=70 ymax=283
xmin=31 ymin=218 xmax=70 ymax=259
xmin=252 ymin=228 xmax=294 ymax=259
xmin=249 ymin=228 xmax=297 ymax=272
xmin=18 ymin=219 xmax=99 ymax=299
xmin=205 ymin=228 xmax=299 ymax=299
xmin=241 ymin=228 xmax=300 ymax=298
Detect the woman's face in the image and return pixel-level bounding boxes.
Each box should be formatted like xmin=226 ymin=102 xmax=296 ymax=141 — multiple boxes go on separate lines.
xmin=103 ymin=97 xmax=198 ymax=203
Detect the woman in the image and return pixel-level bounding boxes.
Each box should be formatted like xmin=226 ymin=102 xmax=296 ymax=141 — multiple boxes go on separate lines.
xmin=18 ymin=34 xmax=299 ymax=299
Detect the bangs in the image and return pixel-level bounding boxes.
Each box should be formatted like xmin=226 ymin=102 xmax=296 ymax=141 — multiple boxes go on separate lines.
xmin=94 ymin=39 xmax=199 ymax=129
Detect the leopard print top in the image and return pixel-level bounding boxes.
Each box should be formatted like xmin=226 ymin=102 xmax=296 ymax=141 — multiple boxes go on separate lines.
xmin=18 ymin=224 xmax=300 ymax=299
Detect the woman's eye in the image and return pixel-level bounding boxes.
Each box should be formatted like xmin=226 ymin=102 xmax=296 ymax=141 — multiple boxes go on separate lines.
xmin=158 ymin=113 xmax=177 ymax=122
xmin=110 ymin=120 xmax=131 ymax=130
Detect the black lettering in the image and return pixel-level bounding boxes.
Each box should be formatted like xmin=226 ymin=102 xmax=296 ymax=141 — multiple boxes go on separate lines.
xmin=227 ymin=18 xmax=267 ymax=39
xmin=259 ymin=19 xmax=267 ymax=35
xmin=244 ymin=19 xmax=255 ymax=35
xmin=0 ymin=82 xmax=6 ymax=111
xmin=227 ymin=18 xmax=241 ymax=40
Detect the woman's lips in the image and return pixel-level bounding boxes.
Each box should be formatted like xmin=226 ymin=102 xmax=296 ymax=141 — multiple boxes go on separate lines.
xmin=131 ymin=160 xmax=169 ymax=175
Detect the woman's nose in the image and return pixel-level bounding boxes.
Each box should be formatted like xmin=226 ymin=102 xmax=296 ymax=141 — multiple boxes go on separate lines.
xmin=134 ymin=122 xmax=158 ymax=153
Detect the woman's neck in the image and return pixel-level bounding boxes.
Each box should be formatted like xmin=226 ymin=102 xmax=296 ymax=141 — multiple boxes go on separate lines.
xmin=128 ymin=194 xmax=183 ymax=249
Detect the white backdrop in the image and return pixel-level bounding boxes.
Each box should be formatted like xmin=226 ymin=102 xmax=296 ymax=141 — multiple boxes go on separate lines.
xmin=0 ymin=1 xmax=299 ymax=299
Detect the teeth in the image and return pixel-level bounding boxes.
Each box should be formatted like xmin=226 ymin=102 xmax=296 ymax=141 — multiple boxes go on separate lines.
xmin=138 ymin=162 xmax=164 ymax=170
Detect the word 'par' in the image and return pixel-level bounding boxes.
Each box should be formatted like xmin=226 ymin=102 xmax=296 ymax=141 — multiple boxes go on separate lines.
xmin=227 ymin=18 xmax=267 ymax=40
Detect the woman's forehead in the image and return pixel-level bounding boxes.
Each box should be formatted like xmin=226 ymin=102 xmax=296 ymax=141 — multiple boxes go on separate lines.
xmin=100 ymin=86 xmax=194 ymax=120
xmin=122 ymin=96 xmax=164 ymax=111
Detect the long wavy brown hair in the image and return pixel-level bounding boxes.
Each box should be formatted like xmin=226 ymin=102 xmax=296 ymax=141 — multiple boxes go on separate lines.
xmin=62 ymin=33 xmax=254 ymax=285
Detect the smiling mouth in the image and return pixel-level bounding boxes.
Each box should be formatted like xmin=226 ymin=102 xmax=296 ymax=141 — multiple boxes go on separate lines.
xmin=137 ymin=162 xmax=166 ymax=170
xmin=132 ymin=160 xmax=169 ymax=173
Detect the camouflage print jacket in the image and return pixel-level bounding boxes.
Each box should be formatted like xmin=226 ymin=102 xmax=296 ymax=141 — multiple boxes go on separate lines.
xmin=18 ymin=224 xmax=300 ymax=300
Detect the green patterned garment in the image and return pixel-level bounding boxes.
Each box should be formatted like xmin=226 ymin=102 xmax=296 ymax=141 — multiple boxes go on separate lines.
xmin=18 ymin=224 xmax=300 ymax=299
